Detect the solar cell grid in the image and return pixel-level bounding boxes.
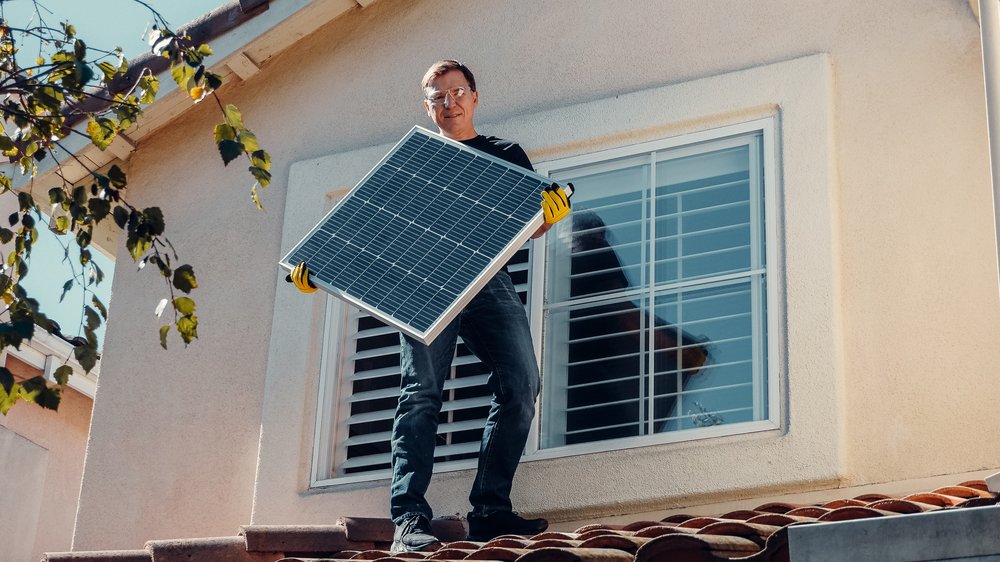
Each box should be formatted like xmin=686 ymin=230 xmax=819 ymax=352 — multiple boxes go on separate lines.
xmin=281 ymin=126 xmax=553 ymax=343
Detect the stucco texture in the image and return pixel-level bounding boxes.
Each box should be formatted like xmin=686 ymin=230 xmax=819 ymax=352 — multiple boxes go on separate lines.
xmin=73 ymin=0 xmax=999 ymax=550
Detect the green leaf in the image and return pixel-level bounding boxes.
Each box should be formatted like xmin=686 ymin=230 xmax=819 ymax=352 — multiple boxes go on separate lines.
xmin=0 ymin=367 xmax=13 ymax=393
xmin=249 ymin=166 xmax=271 ymax=187
xmin=176 ymin=314 xmax=198 ymax=345
xmin=48 ymin=187 xmax=66 ymax=205
xmin=59 ymin=279 xmax=73 ymax=303
xmin=97 ymin=61 xmax=118 ymax=81
xmin=0 ymin=136 xmax=13 ymax=152
xmin=170 ymin=64 xmax=195 ymax=91
xmin=205 ymin=72 xmax=223 ymax=91
xmin=54 ymin=215 xmax=70 ymax=234
xmin=142 ymin=207 xmax=165 ymax=236
xmin=88 ymin=198 xmax=111 ymax=222
xmin=251 ymin=184 xmax=263 ymax=211
xmin=92 ymin=295 xmax=107 ymax=319
xmin=139 ymin=75 xmax=158 ymax=104
xmin=73 ymin=344 xmax=98 ymax=373
xmin=223 ymin=104 xmax=244 ymax=129
xmin=0 ymin=228 xmax=12 ymax=244
xmin=86 ymin=118 xmax=118 ymax=151
xmin=84 ymin=306 xmax=100 ymax=331
xmin=74 ymin=62 xmax=95 ymax=85
xmin=21 ymin=376 xmax=60 ymax=410
xmin=159 ymin=324 xmax=170 ymax=350
xmin=217 ymin=139 xmax=243 ymax=165
xmin=108 ymin=165 xmax=127 ymax=188
xmin=17 ymin=192 xmax=35 ymax=213
xmin=197 ymin=44 xmax=213 ymax=57
xmin=74 ymin=39 xmax=87 ymax=61
xmin=237 ymin=131 xmax=259 ymax=152
xmin=250 ymin=150 xmax=270 ymax=170
xmin=172 ymin=264 xmax=198 ymax=293
xmin=172 ymin=296 xmax=196 ymax=315
xmin=52 ymin=365 xmax=73 ymax=386
xmin=214 ymin=123 xmax=236 ymax=142
xmin=112 ymin=206 xmax=128 ymax=229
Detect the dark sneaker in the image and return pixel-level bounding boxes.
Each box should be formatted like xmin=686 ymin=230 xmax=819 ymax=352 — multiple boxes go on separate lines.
xmin=467 ymin=510 xmax=548 ymax=541
xmin=390 ymin=514 xmax=440 ymax=553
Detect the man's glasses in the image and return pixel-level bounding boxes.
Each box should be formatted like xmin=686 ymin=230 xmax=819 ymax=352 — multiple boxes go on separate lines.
xmin=425 ymin=86 xmax=472 ymax=107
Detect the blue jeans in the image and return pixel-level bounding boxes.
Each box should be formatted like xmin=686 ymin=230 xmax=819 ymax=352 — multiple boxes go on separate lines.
xmin=389 ymin=270 xmax=540 ymax=523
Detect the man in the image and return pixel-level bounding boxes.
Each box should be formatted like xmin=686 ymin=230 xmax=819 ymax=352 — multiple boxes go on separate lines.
xmin=388 ymin=60 xmax=569 ymax=552
xmin=288 ymin=59 xmax=570 ymax=552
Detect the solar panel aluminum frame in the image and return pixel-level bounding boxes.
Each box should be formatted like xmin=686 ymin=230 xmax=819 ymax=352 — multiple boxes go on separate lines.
xmin=279 ymin=125 xmax=555 ymax=345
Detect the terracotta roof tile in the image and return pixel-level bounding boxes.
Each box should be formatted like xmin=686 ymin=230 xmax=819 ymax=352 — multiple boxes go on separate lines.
xmin=42 ymin=478 xmax=1000 ymax=562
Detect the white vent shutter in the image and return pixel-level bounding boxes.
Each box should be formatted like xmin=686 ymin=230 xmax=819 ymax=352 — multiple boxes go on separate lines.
xmin=334 ymin=247 xmax=532 ymax=478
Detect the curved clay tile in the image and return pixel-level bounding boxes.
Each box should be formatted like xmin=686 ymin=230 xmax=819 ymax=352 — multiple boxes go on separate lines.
xmin=633 ymin=525 xmax=696 ymax=538
xmin=659 ymin=514 xmax=698 ymax=524
xmin=903 ymin=493 xmax=961 ymax=507
xmin=745 ymin=513 xmax=808 ymax=526
xmin=956 ymin=479 xmax=990 ymax=492
xmin=817 ymin=506 xmax=885 ymax=522
xmin=573 ymin=523 xmax=626 ymax=534
xmin=621 ymin=520 xmax=664 ymax=532
xmin=718 ymin=510 xmax=762 ymax=521
xmin=428 ymin=549 xmax=477 ymax=560
xmin=579 ymin=534 xmax=650 ymax=553
xmin=527 ymin=539 xmax=584 ymax=549
xmin=635 ymin=533 xmax=760 ymax=562
xmin=351 ymin=551 xmax=396 ymax=560
xmin=517 ymin=546 xmax=635 ymax=562
xmin=485 ymin=538 xmax=532 ymax=548
xmin=956 ymin=496 xmax=1000 ymax=508
xmin=531 ymin=532 xmax=581 ymax=541
xmin=465 ymin=547 xmax=530 ymax=561
xmin=821 ymin=498 xmax=867 ymax=509
xmin=864 ymin=499 xmax=931 ymax=514
xmin=783 ymin=506 xmax=830 ymax=518
xmin=676 ymin=517 xmax=723 ymax=529
xmin=932 ymin=486 xmax=993 ymax=499
xmin=577 ymin=529 xmax=631 ymax=541
xmin=852 ymin=493 xmax=891 ymax=502
xmin=752 ymin=502 xmax=802 ymax=514
xmin=443 ymin=541 xmax=483 ymax=550
xmin=371 ymin=557 xmax=428 ymax=562
xmin=695 ymin=521 xmax=771 ymax=546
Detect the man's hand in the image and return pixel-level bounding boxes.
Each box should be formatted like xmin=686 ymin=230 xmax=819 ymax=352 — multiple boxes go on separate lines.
xmin=542 ymin=182 xmax=572 ymax=225
xmin=285 ymin=262 xmax=318 ymax=294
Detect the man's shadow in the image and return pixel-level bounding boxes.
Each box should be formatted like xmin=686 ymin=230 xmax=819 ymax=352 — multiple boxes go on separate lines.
xmin=562 ymin=211 xmax=711 ymax=445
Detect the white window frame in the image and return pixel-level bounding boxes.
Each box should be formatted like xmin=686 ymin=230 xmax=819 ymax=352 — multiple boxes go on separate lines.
xmin=525 ymin=117 xmax=781 ymax=460
xmin=311 ymin=117 xmax=782 ymax=487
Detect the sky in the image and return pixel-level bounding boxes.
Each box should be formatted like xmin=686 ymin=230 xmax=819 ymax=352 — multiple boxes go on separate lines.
xmin=0 ymin=0 xmax=225 ymax=344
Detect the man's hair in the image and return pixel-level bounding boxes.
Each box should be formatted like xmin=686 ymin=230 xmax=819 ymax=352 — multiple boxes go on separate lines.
xmin=421 ymin=59 xmax=477 ymax=92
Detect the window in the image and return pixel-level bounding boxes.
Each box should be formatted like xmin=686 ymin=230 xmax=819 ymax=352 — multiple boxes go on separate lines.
xmin=314 ymin=119 xmax=776 ymax=483
xmin=536 ymin=121 xmax=772 ymax=451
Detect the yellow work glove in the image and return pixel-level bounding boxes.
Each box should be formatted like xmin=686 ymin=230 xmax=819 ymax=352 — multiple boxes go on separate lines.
xmin=542 ymin=182 xmax=572 ymax=225
xmin=285 ymin=262 xmax=317 ymax=294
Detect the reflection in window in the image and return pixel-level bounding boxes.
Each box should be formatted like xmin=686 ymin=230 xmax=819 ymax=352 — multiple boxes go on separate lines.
xmin=542 ymin=132 xmax=768 ymax=449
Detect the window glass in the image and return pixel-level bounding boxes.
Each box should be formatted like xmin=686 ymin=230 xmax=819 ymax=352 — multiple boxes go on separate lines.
xmin=542 ymin=132 xmax=768 ymax=449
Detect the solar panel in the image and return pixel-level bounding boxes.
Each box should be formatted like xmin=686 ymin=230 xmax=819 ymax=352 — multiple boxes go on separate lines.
xmin=280 ymin=125 xmax=556 ymax=344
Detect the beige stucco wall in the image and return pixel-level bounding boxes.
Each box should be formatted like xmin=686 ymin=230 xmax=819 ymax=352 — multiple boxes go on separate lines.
xmin=1 ymin=356 xmax=92 ymax=562
xmin=73 ymin=0 xmax=999 ymax=550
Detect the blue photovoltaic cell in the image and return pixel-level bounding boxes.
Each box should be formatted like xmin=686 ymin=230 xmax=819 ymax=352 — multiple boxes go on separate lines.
xmin=281 ymin=127 xmax=550 ymax=342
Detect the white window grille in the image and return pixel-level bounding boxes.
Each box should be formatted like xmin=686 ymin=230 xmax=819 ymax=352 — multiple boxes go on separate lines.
xmin=536 ymin=123 xmax=773 ymax=451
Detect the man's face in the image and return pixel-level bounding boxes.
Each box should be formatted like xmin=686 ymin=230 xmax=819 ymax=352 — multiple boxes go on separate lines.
xmin=424 ymin=69 xmax=478 ymax=140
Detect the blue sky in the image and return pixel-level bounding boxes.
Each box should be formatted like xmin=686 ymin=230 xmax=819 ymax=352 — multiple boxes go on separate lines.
xmin=1 ymin=0 xmax=225 ymax=344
